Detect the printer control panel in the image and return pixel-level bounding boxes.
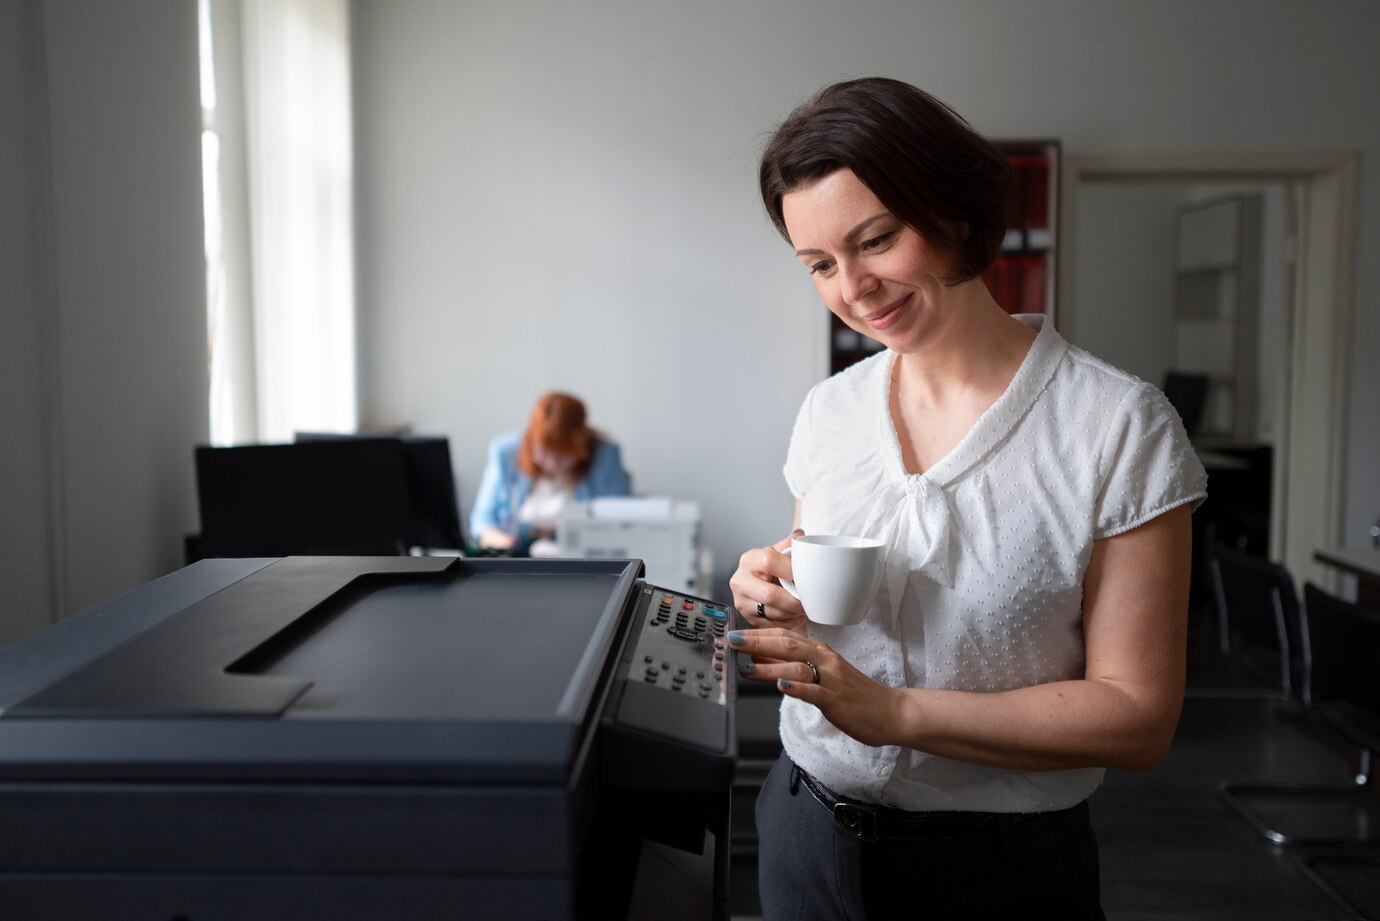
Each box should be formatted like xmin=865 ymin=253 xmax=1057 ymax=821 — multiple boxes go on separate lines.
xmin=627 ymin=587 xmax=730 ymax=704
xmin=602 ymin=584 xmax=736 ymax=790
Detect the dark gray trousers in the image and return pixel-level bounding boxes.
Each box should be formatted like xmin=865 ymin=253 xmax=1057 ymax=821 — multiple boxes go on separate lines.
xmin=755 ymin=756 xmax=1106 ymax=921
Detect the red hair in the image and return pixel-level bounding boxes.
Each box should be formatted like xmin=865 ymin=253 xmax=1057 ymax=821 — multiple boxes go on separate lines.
xmin=517 ymin=392 xmax=597 ymax=481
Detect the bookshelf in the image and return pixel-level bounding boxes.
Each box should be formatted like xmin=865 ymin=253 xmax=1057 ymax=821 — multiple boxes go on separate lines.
xmin=828 ymin=140 xmax=1060 ymax=375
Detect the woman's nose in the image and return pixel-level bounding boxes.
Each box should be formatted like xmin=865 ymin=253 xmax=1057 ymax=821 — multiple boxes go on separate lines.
xmin=838 ymin=259 xmax=878 ymax=304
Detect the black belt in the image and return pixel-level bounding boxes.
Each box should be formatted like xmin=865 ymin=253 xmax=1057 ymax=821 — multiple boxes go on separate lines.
xmin=790 ymin=762 xmax=1074 ymax=844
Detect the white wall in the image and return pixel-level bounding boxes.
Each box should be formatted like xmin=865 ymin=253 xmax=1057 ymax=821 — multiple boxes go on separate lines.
xmin=0 ymin=0 xmax=207 ymax=642
xmin=353 ymin=0 xmax=1380 ymax=587
xmin=1071 ymin=183 xmax=1182 ymax=386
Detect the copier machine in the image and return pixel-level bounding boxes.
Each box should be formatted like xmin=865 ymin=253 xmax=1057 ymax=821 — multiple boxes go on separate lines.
xmin=0 ymin=556 xmax=738 ymax=920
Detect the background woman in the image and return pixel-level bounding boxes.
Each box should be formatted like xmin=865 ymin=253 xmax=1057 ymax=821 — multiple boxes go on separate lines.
xmin=470 ymin=392 xmax=631 ymax=555
xmin=729 ymin=78 xmax=1207 ymax=920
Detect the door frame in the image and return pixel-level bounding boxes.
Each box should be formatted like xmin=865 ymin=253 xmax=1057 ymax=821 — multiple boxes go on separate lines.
xmin=1059 ymin=151 xmax=1359 ymax=589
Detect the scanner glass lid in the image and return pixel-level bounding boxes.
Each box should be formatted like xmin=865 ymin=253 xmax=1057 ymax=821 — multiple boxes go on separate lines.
xmin=244 ymin=565 xmax=635 ymax=722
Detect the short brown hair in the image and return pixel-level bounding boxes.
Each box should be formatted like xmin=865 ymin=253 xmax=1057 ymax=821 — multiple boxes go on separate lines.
xmin=759 ymin=77 xmax=1012 ymax=283
xmin=517 ymin=392 xmax=596 ymax=481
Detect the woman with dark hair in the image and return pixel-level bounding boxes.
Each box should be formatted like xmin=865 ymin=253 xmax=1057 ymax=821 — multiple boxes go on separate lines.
xmin=728 ymin=78 xmax=1206 ymax=919
xmin=470 ymin=392 xmax=630 ymax=555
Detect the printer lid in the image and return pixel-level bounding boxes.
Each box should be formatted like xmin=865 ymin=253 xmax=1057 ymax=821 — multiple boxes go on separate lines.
xmin=0 ymin=556 xmax=643 ymax=786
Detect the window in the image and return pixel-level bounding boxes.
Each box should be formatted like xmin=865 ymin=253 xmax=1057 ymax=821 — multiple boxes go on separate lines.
xmin=199 ymin=0 xmax=356 ymax=445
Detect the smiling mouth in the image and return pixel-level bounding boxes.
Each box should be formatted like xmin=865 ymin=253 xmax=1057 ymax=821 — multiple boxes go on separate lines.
xmin=862 ymin=294 xmax=909 ymax=330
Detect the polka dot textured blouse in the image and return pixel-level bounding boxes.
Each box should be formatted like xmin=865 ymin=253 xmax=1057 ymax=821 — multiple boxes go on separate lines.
xmin=780 ymin=315 xmax=1208 ymax=813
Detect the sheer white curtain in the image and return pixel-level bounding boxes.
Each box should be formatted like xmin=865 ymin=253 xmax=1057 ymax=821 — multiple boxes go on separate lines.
xmin=202 ymin=0 xmax=356 ymax=445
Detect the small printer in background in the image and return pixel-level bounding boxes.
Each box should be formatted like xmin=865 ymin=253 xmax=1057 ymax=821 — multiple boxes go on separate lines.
xmin=559 ymin=497 xmax=706 ymax=595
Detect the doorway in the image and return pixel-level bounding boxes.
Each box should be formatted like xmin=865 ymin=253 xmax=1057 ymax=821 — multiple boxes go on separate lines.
xmin=1059 ymin=153 xmax=1358 ymax=592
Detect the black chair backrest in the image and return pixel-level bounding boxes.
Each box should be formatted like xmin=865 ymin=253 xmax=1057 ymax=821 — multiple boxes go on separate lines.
xmin=1210 ymin=542 xmax=1302 ymax=695
xmin=1302 ymin=582 xmax=1380 ymax=715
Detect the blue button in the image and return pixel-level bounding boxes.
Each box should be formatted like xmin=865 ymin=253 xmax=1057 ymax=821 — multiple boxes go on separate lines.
xmin=702 ymin=606 xmax=726 ymax=619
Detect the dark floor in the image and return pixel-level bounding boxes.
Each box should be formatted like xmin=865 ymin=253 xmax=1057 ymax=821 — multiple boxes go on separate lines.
xmin=727 ymin=606 xmax=1380 ymax=920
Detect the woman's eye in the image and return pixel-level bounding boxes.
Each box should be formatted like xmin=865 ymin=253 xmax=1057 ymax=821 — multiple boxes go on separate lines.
xmin=861 ymin=231 xmax=896 ymax=251
xmin=808 ymin=261 xmax=832 ymax=275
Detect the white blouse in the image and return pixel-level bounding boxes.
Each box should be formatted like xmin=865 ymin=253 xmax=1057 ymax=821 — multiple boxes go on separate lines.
xmin=518 ymin=477 xmax=573 ymax=531
xmin=781 ymin=314 xmax=1208 ymax=813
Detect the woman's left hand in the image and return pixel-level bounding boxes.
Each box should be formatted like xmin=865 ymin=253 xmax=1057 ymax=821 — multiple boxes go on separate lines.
xmin=728 ymin=627 xmax=901 ymax=749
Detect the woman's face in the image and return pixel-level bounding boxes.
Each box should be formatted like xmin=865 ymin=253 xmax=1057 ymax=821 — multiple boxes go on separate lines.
xmin=781 ymin=168 xmax=957 ymax=353
xmin=532 ymin=444 xmax=579 ymax=478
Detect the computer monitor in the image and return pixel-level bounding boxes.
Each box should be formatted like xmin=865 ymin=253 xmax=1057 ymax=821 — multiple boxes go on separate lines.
xmin=195 ymin=440 xmax=412 ymax=558
xmin=294 ymin=433 xmax=466 ymax=551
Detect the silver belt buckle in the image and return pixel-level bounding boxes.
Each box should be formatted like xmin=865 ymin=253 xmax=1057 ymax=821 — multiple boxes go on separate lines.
xmin=833 ymin=801 xmax=878 ymax=842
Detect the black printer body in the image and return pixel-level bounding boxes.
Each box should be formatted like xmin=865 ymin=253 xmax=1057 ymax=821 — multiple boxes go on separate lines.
xmin=0 ymin=556 xmax=737 ymax=921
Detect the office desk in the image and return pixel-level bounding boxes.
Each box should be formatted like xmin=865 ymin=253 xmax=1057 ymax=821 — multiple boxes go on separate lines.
xmin=1314 ymin=546 xmax=1380 ymax=608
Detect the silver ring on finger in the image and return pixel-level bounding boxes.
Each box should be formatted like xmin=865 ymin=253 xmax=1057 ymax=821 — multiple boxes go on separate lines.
xmin=806 ymin=660 xmax=821 ymax=684
xmin=756 ymin=602 xmax=765 ymax=617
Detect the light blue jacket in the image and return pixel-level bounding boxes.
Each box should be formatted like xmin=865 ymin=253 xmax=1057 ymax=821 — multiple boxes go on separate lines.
xmin=468 ymin=430 xmax=631 ymax=546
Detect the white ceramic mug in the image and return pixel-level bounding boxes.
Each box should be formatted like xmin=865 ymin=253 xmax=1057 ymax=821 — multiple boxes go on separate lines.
xmin=779 ymin=534 xmax=885 ymax=626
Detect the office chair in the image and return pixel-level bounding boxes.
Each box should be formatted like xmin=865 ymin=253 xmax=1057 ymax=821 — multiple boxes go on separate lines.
xmin=1298 ymin=582 xmax=1379 ymax=801
xmin=1291 ymin=584 xmax=1380 ymax=920
xmin=1209 ymin=542 xmax=1304 ymax=697
xmin=1295 ymin=851 xmax=1380 ymax=921
xmin=1217 ymin=582 xmax=1380 ymax=848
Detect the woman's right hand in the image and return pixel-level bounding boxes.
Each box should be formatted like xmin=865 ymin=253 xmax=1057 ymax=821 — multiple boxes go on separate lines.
xmin=729 ymin=529 xmax=809 ymax=637
xmin=478 ymin=527 xmax=516 ymax=551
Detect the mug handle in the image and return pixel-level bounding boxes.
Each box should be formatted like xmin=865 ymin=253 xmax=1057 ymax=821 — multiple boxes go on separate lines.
xmin=778 ymin=545 xmax=800 ymax=599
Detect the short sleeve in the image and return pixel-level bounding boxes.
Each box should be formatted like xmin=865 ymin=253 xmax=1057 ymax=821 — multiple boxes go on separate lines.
xmin=782 ymin=385 xmax=819 ymax=500
xmin=1093 ymin=383 xmax=1208 ymax=539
